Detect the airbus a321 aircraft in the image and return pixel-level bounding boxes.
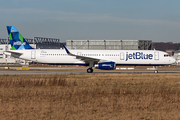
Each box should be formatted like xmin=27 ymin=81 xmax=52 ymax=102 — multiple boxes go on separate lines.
xmin=4 ymin=26 xmax=175 ymax=73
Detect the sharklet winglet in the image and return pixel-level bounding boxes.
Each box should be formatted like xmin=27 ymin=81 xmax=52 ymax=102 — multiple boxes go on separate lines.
xmin=63 ymin=45 xmax=71 ymax=54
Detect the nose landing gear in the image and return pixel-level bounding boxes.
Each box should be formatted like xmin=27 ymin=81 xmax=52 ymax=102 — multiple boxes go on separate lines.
xmin=154 ymin=66 xmax=158 ymax=73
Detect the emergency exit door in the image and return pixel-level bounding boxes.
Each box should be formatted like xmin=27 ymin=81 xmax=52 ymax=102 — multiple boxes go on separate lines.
xmin=120 ymin=52 xmax=124 ymax=60
xmin=31 ymin=51 xmax=36 ymax=59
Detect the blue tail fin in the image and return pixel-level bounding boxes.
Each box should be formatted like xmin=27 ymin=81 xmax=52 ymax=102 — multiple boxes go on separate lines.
xmin=6 ymin=26 xmax=34 ymax=50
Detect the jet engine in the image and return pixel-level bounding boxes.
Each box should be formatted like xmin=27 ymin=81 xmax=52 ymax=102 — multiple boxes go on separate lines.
xmin=95 ymin=62 xmax=116 ymax=70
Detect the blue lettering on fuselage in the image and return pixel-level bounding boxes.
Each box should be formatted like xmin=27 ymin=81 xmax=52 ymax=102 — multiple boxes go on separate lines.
xmin=125 ymin=52 xmax=153 ymax=61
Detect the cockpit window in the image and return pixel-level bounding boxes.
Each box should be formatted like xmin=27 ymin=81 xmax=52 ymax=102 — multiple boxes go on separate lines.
xmin=164 ymin=54 xmax=171 ymax=57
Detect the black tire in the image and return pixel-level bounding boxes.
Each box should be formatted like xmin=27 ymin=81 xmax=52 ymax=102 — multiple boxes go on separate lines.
xmin=87 ymin=68 xmax=93 ymax=73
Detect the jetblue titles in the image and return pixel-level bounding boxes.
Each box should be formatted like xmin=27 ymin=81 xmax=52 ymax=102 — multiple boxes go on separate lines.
xmin=13 ymin=41 xmax=26 ymax=46
xmin=126 ymin=52 xmax=153 ymax=61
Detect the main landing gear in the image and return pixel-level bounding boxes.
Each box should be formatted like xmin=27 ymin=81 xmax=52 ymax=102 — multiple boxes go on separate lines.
xmin=87 ymin=68 xmax=93 ymax=73
xmin=87 ymin=62 xmax=94 ymax=73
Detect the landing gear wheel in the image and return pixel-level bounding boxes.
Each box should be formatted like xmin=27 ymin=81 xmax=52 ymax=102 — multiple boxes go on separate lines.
xmin=154 ymin=70 xmax=158 ymax=73
xmin=87 ymin=68 xmax=93 ymax=73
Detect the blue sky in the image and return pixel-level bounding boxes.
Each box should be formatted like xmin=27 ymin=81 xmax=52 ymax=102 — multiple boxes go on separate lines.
xmin=0 ymin=0 xmax=180 ymax=42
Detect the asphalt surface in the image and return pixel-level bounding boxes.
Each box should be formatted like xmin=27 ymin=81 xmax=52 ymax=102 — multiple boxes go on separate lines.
xmin=0 ymin=70 xmax=180 ymax=75
xmin=0 ymin=66 xmax=180 ymax=75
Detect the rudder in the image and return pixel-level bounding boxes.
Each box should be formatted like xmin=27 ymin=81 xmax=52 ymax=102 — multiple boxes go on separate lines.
xmin=6 ymin=26 xmax=34 ymax=50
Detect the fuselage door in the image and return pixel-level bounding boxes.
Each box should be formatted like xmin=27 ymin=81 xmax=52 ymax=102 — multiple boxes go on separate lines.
xmin=120 ymin=52 xmax=124 ymax=60
xmin=31 ymin=50 xmax=36 ymax=59
xmin=154 ymin=52 xmax=159 ymax=60
xmin=77 ymin=52 xmax=81 ymax=56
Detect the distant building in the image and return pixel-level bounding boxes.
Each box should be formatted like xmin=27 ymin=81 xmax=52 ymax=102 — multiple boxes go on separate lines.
xmin=0 ymin=44 xmax=36 ymax=65
xmin=166 ymin=50 xmax=174 ymax=56
xmin=66 ymin=40 xmax=152 ymax=50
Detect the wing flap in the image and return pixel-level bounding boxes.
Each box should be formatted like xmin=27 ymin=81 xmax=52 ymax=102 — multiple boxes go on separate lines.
xmin=63 ymin=45 xmax=113 ymax=65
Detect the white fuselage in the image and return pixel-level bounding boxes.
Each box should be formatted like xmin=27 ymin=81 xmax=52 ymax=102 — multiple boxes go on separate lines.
xmin=8 ymin=49 xmax=175 ymax=66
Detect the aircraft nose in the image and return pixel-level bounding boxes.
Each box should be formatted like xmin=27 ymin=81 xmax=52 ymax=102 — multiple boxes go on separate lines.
xmin=171 ymin=57 xmax=176 ymax=64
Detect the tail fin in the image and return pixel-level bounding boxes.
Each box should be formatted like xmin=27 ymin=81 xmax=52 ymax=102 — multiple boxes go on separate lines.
xmin=6 ymin=26 xmax=34 ymax=50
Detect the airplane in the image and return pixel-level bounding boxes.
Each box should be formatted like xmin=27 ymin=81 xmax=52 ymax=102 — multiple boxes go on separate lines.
xmin=4 ymin=26 xmax=176 ymax=73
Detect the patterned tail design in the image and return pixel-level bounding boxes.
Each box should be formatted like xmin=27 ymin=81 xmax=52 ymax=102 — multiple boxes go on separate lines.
xmin=6 ymin=26 xmax=34 ymax=50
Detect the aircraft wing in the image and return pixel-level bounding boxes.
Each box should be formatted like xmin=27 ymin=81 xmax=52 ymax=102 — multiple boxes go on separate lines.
xmin=63 ymin=45 xmax=110 ymax=64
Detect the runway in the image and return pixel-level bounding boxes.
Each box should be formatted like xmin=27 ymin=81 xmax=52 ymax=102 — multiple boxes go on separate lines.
xmin=0 ymin=66 xmax=180 ymax=75
xmin=0 ymin=70 xmax=180 ymax=75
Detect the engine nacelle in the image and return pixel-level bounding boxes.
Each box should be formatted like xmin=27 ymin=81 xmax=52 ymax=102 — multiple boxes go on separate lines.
xmin=95 ymin=62 xmax=116 ymax=70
